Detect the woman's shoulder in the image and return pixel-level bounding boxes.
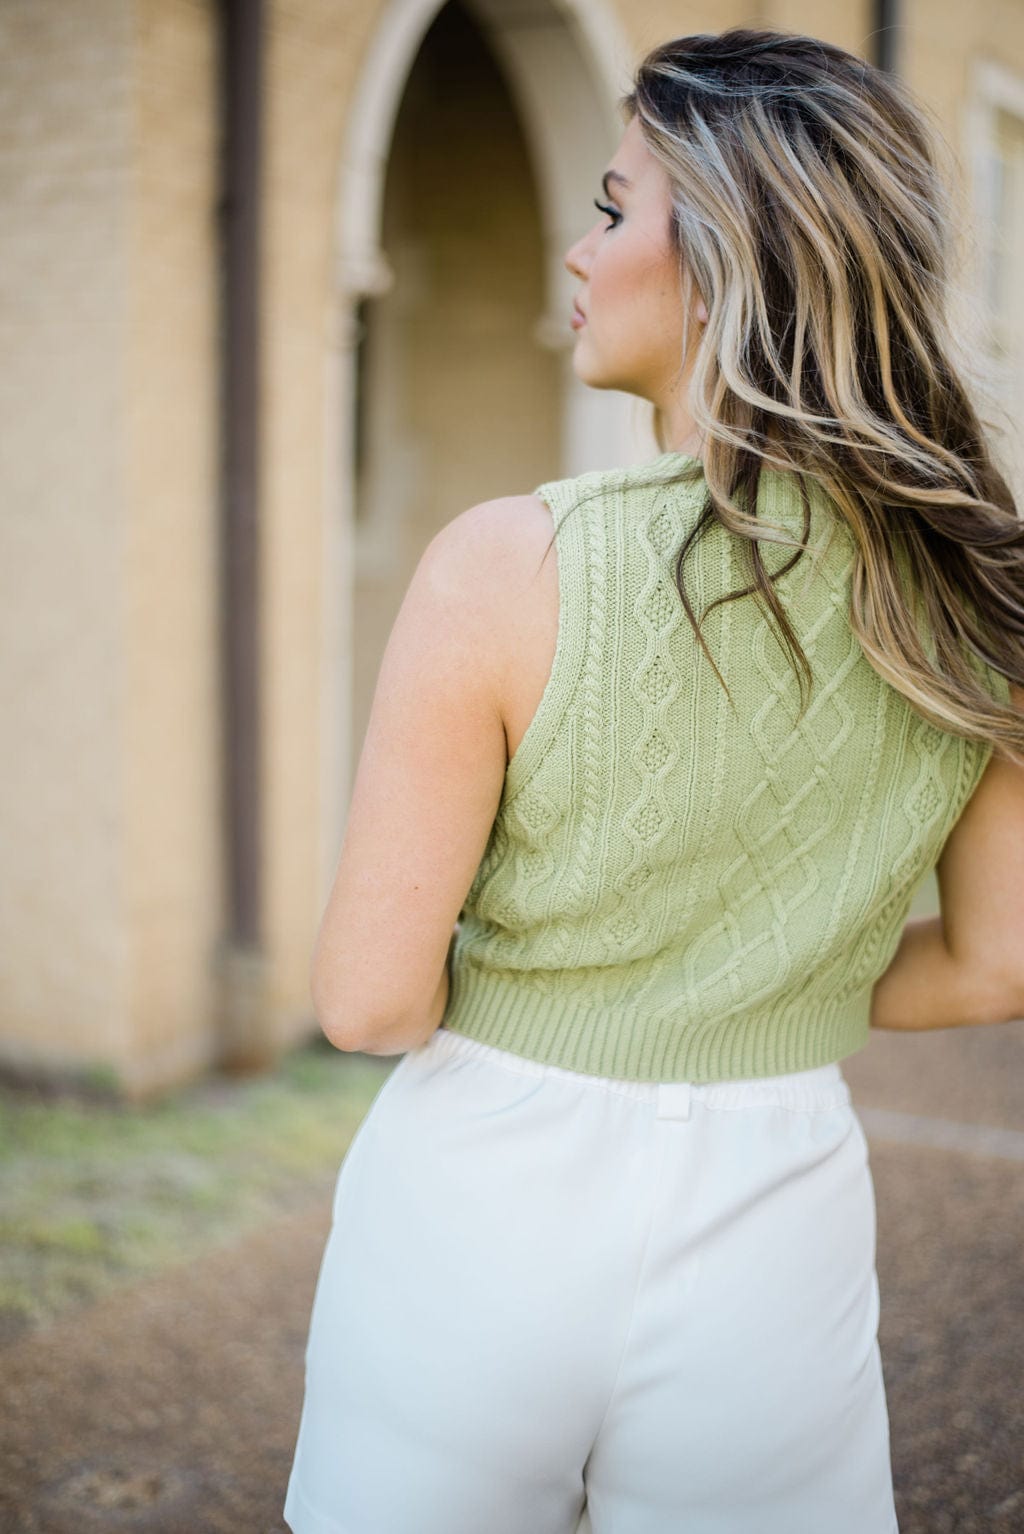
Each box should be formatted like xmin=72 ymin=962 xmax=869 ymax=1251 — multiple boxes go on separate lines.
xmin=422 ymin=493 xmax=560 ymax=759
xmin=429 ymin=492 xmax=556 ymax=580
xmin=425 ymin=450 xmax=708 ymax=605
xmin=421 ymin=492 xmax=559 ymax=666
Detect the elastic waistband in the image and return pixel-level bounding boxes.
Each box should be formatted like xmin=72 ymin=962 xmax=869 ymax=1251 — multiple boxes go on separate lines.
xmin=425 ymin=1025 xmax=851 ymax=1114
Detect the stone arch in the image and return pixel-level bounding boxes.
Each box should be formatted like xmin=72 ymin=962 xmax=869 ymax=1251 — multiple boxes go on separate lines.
xmin=317 ymin=0 xmax=646 ymax=872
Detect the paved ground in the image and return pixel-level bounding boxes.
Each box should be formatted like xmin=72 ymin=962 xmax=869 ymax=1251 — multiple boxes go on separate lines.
xmin=1 ymin=1021 xmax=1021 ymax=1534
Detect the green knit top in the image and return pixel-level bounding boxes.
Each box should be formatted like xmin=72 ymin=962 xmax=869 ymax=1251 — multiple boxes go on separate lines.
xmin=439 ymin=451 xmax=1009 ymax=1082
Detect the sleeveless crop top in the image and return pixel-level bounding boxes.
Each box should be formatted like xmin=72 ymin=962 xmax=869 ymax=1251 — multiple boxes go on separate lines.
xmin=439 ymin=451 xmax=1010 ymax=1082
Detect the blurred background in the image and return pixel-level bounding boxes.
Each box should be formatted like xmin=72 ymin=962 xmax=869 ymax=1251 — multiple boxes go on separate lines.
xmin=0 ymin=1 xmax=1022 ymax=1531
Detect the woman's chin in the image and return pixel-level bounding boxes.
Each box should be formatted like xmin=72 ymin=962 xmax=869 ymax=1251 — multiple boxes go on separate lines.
xmin=570 ymin=346 xmax=618 ymax=391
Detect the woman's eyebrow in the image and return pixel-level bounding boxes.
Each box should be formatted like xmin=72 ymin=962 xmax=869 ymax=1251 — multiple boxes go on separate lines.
xmin=602 ymin=169 xmax=632 ymax=197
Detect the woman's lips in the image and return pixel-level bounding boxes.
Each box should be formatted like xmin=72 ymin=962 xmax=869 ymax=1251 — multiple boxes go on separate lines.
xmin=571 ymin=303 xmax=587 ymax=329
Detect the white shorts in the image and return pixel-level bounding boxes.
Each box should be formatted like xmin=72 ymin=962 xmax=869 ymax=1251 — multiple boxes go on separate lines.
xmin=284 ymin=1023 xmax=899 ymax=1534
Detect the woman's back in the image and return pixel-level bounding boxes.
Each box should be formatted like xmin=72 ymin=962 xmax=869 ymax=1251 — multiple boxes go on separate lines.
xmin=443 ymin=453 xmax=1011 ymax=1081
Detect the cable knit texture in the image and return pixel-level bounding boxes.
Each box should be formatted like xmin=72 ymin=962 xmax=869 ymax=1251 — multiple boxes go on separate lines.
xmin=440 ymin=451 xmax=1010 ymax=1082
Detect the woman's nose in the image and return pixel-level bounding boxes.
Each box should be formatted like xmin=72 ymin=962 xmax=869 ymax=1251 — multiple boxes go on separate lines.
xmin=564 ymin=235 xmax=588 ymax=280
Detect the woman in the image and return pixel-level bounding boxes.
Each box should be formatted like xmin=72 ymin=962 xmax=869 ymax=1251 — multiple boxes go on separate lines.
xmin=285 ymin=27 xmax=1024 ymax=1534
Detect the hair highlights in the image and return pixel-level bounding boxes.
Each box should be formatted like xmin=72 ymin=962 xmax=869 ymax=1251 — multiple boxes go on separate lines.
xmin=614 ymin=26 xmax=1024 ymax=761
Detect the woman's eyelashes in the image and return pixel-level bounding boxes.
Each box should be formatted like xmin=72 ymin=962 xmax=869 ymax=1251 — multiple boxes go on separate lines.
xmin=593 ymin=197 xmax=622 ymax=229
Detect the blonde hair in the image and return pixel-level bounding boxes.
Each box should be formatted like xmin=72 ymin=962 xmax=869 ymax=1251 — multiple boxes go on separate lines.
xmin=612 ymin=26 xmax=1024 ymax=763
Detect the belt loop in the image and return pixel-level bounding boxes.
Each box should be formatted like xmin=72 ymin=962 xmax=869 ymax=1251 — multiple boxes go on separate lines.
xmin=655 ymin=1081 xmax=693 ymax=1121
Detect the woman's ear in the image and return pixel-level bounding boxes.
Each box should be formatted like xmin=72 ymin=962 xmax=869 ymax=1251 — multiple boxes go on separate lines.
xmin=695 ymin=298 xmax=709 ymax=325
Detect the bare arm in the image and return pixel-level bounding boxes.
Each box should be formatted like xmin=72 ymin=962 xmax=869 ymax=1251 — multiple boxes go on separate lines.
xmin=357 ymin=922 xmax=460 ymax=1057
xmin=309 ymin=497 xmax=538 ymax=1056
xmin=871 ymin=682 xmax=1024 ymax=1032
xmin=869 ymin=915 xmax=1020 ymax=1031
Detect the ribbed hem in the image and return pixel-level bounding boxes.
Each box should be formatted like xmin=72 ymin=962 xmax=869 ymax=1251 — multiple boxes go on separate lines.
xmin=441 ymin=963 xmax=872 ymax=1085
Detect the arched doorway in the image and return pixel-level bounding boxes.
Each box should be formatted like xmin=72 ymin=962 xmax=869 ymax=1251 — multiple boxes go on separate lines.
xmin=351 ymin=0 xmax=563 ymax=759
xmin=319 ymin=0 xmax=644 ymax=878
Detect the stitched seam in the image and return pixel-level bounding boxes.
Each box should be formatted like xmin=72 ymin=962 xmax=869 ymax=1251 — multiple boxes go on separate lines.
xmin=704 ymin=1090 xmax=852 ymax=1113
xmin=433 ymin=1028 xmax=651 ymax=1102
xmin=585 ymin=1125 xmax=667 ymax=1459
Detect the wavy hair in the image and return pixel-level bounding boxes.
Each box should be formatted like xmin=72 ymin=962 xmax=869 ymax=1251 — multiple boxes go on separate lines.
xmin=599 ymin=26 xmax=1024 ymax=763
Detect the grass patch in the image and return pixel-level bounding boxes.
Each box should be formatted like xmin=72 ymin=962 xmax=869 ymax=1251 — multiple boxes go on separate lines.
xmin=0 ymin=1036 xmax=396 ymax=1339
